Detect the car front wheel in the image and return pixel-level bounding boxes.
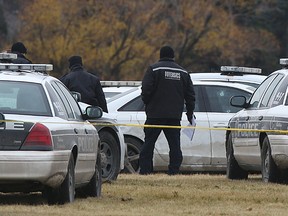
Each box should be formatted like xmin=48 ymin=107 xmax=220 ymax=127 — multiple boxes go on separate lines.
xmin=123 ymin=137 xmax=141 ymax=173
xmin=261 ymin=136 xmax=279 ymax=183
xmin=99 ymin=131 xmax=120 ymax=182
xmin=226 ymin=133 xmax=248 ymax=180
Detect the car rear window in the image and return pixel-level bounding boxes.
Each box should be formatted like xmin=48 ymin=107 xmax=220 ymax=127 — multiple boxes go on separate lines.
xmin=0 ymin=81 xmax=51 ymax=116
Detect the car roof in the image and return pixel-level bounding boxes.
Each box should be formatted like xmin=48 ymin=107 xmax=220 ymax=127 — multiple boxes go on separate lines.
xmin=190 ymin=72 xmax=266 ymax=88
xmin=107 ymin=80 xmax=256 ymax=104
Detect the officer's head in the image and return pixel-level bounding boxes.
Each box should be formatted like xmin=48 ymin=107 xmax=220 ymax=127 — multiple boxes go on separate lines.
xmin=11 ymin=42 xmax=27 ymax=54
xmin=160 ymin=46 xmax=174 ymax=59
xmin=68 ymin=55 xmax=83 ymax=68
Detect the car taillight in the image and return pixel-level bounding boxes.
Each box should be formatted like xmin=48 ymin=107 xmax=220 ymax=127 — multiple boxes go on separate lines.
xmin=22 ymin=123 xmax=52 ymax=150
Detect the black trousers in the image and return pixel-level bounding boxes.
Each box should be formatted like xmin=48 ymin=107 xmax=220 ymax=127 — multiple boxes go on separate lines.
xmin=139 ymin=118 xmax=182 ymax=175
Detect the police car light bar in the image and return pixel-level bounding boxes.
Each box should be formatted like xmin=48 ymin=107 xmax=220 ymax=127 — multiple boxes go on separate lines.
xmin=100 ymin=81 xmax=142 ymax=87
xmin=221 ymin=66 xmax=262 ymax=74
xmin=0 ymin=64 xmax=53 ymax=72
xmin=0 ymin=53 xmax=17 ymax=60
xmin=280 ymin=58 xmax=288 ymax=66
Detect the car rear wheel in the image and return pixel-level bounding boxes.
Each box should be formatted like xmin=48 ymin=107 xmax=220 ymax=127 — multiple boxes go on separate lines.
xmin=226 ymin=133 xmax=248 ymax=180
xmin=99 ymin=131 xmax=120 ymax=182
xmin=59 ymin=154 xmax=75 ymax=204
xmin=84 ymin=152 xmax=102 ymax=197
xmin=123 ymin=137 xmax=141 ymax=173
xmin=261 ymin=136 xmax=279 ymax=183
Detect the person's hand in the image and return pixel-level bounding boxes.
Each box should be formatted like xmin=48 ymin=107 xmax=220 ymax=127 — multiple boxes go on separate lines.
xmin=186 ymin=112 xmax=193 ymax=125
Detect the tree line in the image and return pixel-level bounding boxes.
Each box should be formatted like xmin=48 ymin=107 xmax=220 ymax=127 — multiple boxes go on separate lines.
xmin=0 ymin=0 xmax=287 ymax=80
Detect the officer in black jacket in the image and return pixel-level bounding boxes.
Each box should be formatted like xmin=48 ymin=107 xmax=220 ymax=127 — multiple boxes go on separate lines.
xmin=140 ymin=46 xmax=195 ymax=175
xmin=11 ymin=42 xmax=32 ymax=64
xmin=60 ymin=56 xmax=108 ymax=113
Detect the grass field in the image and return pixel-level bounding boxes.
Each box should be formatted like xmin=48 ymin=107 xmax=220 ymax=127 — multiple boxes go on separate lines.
xmin=0 ymin=173 xmax=288 ymax=216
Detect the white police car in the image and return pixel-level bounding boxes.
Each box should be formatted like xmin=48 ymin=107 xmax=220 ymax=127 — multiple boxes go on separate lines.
xmin=0 ymin=53 xmax=102 ymax=204
xmin=106 ymin=79 xmax=256 ymax=173
xmin=226 ymin=58 xmax=288 ymax=183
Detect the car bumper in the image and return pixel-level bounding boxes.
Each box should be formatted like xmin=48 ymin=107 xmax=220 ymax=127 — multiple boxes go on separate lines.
xmin=0 ymin=150 xmax=70 ymax=189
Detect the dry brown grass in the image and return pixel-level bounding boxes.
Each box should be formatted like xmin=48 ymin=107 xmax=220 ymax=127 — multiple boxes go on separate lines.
xmin=0 ymin=173 xmax=288 ymax=216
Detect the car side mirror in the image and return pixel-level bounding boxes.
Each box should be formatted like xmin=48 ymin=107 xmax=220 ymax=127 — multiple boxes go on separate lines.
xmin=85 ymin=106 xmax=103 ymax=119
xmin=230 ymin=95 xmax=248 ymax=108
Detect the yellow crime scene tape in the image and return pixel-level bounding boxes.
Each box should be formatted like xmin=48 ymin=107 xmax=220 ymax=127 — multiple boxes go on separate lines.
xmin=1 ymin=119 xmax=288 ymax=134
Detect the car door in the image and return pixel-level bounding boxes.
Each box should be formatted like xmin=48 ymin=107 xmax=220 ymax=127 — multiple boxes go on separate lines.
xmin=50 ymin=81 xmax=98 ymax=183
xmin=147 ymin=85 xmax=212 ymax=167
xmin=202 ymin=85 xmax=253 ymax=165
xmin=233 ymin=74 xmax=278 ymax=166
xmin=245 ymin=74 xmax=284 ymax=166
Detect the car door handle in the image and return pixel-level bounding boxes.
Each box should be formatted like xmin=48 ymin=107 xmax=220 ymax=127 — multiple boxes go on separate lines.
xmin=258 ymin=116 xmax=263 ymax=120
xmin=74 ymin=128 xmax=79 ymax=134
xmin=213 ymin=123 xmax=228 ymax=128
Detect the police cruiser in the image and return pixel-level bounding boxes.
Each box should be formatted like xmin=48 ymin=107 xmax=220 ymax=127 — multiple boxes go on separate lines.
xmin=0 ymin=53 xmax=103 ymax=204
xmin=226 ymin=58 xmax=288 ymax=183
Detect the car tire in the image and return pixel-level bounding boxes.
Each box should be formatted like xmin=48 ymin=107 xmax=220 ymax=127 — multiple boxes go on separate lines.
xmin=123 ymin=137 xmax=141 ymax=173
xmin=59 ymin=154 xmax=75 ymax=204
xmin=84 ymin=152 xmax=102 ymax=197
xmin=226 ymin=133 xmax=248 ymax=180
xmin=261 ymin=136 xmax=279 ymax=183
xmin=99 ymin=131 xmax=120 ymax=182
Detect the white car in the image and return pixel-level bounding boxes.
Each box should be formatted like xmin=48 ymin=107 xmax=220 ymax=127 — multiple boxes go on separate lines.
xmin=0 ymin=56 xmax=102 ymax=204
xmin=101 ymin=66 xmax=266 ymax=101
xmin=107 ymin=81 xmax=256 ymax=173
xmin=226 ymin=58 xmax=288 ymax=183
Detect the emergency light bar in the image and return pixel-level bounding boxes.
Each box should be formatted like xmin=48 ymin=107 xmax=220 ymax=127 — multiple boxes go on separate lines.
xmin=100 ymin=80 xmax=142 ymax=87
xmin=0 ymin=64 xmax=53 ymax=72
xmin=221 ymin=66 xmax=262 ymax=74
xmin=0 ymin=53 xmax=17 ymax=60
xmin=280 ymin=58 xmax=288 ymax=66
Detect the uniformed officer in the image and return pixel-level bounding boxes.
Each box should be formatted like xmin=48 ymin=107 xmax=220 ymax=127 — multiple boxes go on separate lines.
xmin=60 ymin=55 xmax=108 ymax=113
xmin=10 ymin=42 xmax=32 ymax=64
xmin=140 ymin=45 xmax=195 ymax=175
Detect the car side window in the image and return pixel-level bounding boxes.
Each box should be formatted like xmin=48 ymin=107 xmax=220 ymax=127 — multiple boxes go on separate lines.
xmin=203 ymin=85 xmax=252 ymax=113
xmin=118 ymin=96 xmax=145 ymax=111
xmin=45 ymin=82 xmax=68 ymax=119
xmin=51 ymin=82 xmax=77 ymax=120
xmin=248 ymin=74 xmax=277 ymax=109
xmin=259 ymin=74 xmax=284 ymax=108
xmin=55 ymin=81 xmax=83 ymax=120
xmin=119 ymin=86 xmax=204 ymax=112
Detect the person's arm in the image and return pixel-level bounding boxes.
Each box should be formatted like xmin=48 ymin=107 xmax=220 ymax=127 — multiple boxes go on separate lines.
xmin=95 ymin=79 xmax=108 ymax=113
xmin=141 ymin=66 xmax=155 ymax=105
xmin=184 ymin=74 xmax=195 ymax=124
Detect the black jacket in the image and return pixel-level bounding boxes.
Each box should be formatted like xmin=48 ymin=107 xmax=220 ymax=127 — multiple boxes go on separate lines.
xmin=60 ymin=65 xmax=108 ymax=112
xmin=11 ymin=52 xmax=32 ymax=64
xmin=141 ymin=58 xmax=195 ymax=120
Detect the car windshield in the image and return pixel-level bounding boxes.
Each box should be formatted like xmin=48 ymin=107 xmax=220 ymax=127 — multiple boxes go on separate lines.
xmin=0 ymin=81 xmax=51 ymax=116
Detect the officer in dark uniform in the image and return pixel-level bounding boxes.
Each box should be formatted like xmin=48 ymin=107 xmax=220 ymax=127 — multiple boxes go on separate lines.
xmin=10 ymin=42 xmax=32 ymax=64
xmin=60 ymin=55 xmax=108 ymax=113
xmin=140 ymin=46 xmax=195 ymax=175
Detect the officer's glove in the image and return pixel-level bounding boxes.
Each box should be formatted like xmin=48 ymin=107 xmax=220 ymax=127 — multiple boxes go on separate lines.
xmin=186 ymin=112 xmax=193 ymax=125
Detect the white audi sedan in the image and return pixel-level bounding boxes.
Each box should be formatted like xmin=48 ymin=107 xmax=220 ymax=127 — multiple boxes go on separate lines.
xmin=0 ymin=57 xmax=102 ymax=204
xmin=107 ymin=80 xmax=256 ymax=173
